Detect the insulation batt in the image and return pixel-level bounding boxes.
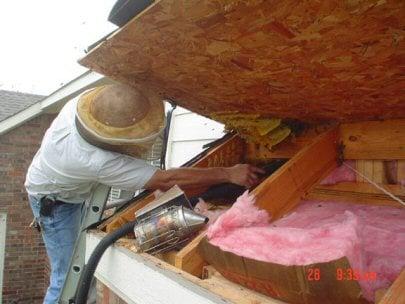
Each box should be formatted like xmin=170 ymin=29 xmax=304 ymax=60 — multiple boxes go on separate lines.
xmin=207 ymin=191 xmax=405 ymax=302
xmin=194 ymin=199 xmax=227 ymax=224
xmin=320 ymin=160 xmax=356 ymax=185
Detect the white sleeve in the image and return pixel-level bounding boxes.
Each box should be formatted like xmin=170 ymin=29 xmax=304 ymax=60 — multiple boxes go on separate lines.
xmin=96 ymin=153 xmax=159 ymax=191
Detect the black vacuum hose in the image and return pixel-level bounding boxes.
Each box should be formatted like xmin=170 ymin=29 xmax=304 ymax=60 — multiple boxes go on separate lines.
xmin=74 ymin=220 xmax=137 ymax=304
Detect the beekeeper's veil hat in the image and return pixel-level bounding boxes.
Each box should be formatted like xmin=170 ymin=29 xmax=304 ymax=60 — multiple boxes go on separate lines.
xmin=75 ymin=84 xmax=165 ymax=159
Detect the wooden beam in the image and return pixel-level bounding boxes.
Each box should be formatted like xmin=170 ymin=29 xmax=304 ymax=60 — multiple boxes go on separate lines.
xmin=253 ymin=127 xmax=338 ymax=220
xmin=307 ymin=182 xmax=405 ymax=208
xmin=379 ymin=269 xmax=405 ymax=304
xmin=201 ymin=266 xmax=284 ymax=304
xmin=355 ymin=160 xmax=388 ymax=183
xmin=375 ymin=288 xmax=388 ymax=303
xmin=398 ymin=161 xmax=405 ymax=184
xmin=175 ymin=128 xmax=339 ymax=276
xmin=245 ymin=126 xmax=330 ymax=162
xmin=102 ymin=193 xmax=156 ymax=233
xmin=340 ymin=119 xmax=405 ymax=160
xmin=175 ymin=231 xmax=207 ymax=278
xmin=102 ymin=134 xmax=245 ymax=232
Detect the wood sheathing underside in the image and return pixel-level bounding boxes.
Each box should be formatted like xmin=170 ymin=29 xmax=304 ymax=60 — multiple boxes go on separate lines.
xmin=80 ymin=0 xmax=405 ymax=122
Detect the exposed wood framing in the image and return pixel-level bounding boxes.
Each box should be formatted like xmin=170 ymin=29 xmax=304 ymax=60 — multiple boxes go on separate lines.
xmin=307 ymin=182 xmax=405 ymax=208
xmin=375 ymin=288 xmax=388 ymax=303
xmin=201 ymin=266 xmax=285 ymax=304
xmin=88 ymin=232 xmax=285 ymax=304
xmin=102 ymin=194 xmax=156 ymax=233
xmin=174 ymin=128 xmax=339 ymax=276
xmin=245 ymin=125 xmax=330 ymax=162
xmin=398 ymin=161 xmax=405 ymax=183
xmin=341 ymin=119 xmax=405 ymax=160
xmin=174 ymin=231 xmax=207 ymax=277
xmin=253 ymin=127 xmax=338 ymax=220
xmin=102 ymin=134 xmax=244 ymax=232
xmin=379 ymin=269 xmax=405 ymax=304
xmin=355 ymin=160 xmax=387 ymax=183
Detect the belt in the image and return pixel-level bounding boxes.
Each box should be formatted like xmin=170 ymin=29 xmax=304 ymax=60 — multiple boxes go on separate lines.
xmin=39 ymin=196 xmax=68 ymax=217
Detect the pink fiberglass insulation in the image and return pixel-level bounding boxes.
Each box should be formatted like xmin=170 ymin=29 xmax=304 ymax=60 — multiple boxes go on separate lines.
xmin=194 ymin=199 xmax=228 ymax=224
xmin=320 ymin=160 xmax=356 ymax=185
xmin=207 ymin=191 xmax=405 ymax=301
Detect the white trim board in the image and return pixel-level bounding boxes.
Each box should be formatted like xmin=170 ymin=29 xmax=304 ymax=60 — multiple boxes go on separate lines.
xmin=0 ymin=213 xmax=7 ymax=304
xmin=86 ymin=233 xmax=228 ymax=304
xmin=0 ymin=71 xmax=113 ymax=135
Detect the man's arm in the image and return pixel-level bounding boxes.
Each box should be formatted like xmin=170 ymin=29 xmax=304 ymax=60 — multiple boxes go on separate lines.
xmin=144 ymin=164 xmax=265 ymax=191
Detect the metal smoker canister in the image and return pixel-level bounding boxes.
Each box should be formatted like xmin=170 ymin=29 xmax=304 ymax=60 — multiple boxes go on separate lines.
xmin=134 ymin=205 xmax=208 ymax=254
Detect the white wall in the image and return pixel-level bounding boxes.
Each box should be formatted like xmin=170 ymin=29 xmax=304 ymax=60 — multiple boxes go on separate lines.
xmin=165 ymin=107 xmax=224 ymax=168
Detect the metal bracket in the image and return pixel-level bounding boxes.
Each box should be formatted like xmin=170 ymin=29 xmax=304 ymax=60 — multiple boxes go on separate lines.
xmin=59 ymin=184 xmax=111 ymax=304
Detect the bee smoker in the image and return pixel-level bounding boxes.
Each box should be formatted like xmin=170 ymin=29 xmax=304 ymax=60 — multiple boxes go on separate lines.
xmin=134 ymin=205 xmax=208 ymax=254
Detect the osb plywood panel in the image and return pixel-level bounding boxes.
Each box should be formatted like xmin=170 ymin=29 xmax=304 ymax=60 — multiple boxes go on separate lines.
xmin=80 ymin=0 xmax=405 ymax=122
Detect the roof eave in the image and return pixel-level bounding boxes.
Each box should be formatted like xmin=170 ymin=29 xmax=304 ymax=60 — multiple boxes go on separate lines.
xmin=0 ymin=71 xmax=111 ymax=135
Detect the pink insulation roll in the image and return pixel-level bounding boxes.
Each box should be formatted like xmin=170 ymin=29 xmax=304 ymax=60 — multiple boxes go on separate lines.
xmin=207 ymin=191 xmax=405 ymax=302
xmin=320 ymin=161 xmax=356 ymax=185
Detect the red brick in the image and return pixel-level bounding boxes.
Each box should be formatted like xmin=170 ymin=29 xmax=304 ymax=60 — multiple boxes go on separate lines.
xmin=1 ymin=114 xmax=55 ymax=303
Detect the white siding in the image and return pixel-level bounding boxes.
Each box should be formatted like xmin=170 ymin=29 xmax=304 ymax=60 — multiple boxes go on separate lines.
xmin=165 ymin=107 xmax=224 ymax=168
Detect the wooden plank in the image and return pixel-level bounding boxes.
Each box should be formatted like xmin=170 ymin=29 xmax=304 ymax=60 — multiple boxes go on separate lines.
xmin=355 ymin=160 xmax=387 ymax=183
xmin=155 ymin=250 xmax=178 ymax=266
xmin=80 ymin=1 xmax=405 ymax=123
xmin=201 ymin=266 xmax=285 ymax=304
xmin=398 ymin=160 xmax=405 ymax=184
xmin=307 ymin=182 xmax=405 ymax=208
xmin=375 ymin=288 xmax=388 ymax=304
xmin=341 ymin=119 xmax=405 ymax=160
xmin=175 ymin=129 xmax=338 ymax=277
xmin=356 ymin=160 xmax=365 ymax=182
xmin=175 ymin=231 xmax=207 ymax=278
xmin=379 ymin=269 xmax=405 ymax=304
xmin=253 ymin=127 xmax=338 ymax=220
xmin=245 ymin=126 xmax=329 ymax=162
xmin=102 ymin=193 xmax=155 ymax=233
xmin=372 ymin=161 xmax=386 ymax=184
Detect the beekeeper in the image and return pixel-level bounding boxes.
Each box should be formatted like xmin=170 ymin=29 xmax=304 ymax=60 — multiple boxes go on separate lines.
xmin=25 ymin=83 xmax=264 ymax=303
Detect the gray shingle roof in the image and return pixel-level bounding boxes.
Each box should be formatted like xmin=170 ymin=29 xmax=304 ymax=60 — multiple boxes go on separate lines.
xmin=0 ymin=90 xmax=44 ymax=122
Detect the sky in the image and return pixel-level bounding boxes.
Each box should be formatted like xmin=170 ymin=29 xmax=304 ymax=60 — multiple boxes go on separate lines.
xmin=0 ymin=0 xmax=117 ymax=95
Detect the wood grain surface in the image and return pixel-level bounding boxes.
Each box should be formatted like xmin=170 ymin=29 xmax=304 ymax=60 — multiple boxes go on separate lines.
xmin=80 ymin=0 xmax=405 ymax=122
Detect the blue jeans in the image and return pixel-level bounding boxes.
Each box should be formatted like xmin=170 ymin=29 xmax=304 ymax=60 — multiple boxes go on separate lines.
xmin=29 ymin=196 xmax=83 ymax=304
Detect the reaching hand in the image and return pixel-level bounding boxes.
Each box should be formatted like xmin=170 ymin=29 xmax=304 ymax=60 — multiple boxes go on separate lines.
xmin=227 ymin=164 xmax=265 ymax=188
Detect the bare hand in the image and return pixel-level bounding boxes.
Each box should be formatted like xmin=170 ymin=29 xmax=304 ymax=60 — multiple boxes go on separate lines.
xmin=227 ymin=164 xmax=265 ymax=188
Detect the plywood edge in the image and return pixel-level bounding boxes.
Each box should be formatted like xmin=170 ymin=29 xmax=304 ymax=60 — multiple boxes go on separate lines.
xmin=78 ymin=0 xmax=405 ymax=122
xmin=307 ymin=182 xmax=405 ymax=208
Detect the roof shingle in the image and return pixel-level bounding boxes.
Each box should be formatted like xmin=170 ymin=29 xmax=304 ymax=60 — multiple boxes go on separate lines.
xmin=0 ymin=90 xmax=44 ymax=122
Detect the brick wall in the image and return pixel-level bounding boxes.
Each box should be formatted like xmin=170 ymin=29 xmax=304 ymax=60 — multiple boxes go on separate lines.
xmin=0 ymin=114 xmax=56 ymax=304
xmin=96 ymin=281 xmax=127 ymax=304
